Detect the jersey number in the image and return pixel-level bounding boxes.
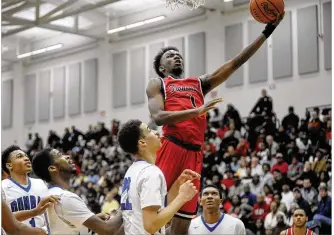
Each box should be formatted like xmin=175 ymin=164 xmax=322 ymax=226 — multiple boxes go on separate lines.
xmin=189 ymin=94 xmax=197 ymax=108
xmin=29 ymin=218 xmax=36 ymax=227
xmin=121 ymin=177 xmax=132 ymax=210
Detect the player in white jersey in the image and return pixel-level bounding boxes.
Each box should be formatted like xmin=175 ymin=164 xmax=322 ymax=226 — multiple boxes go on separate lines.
xmin=189 ymin=185 xmax=246 ymax=235
xmin=117 ymin=119 xmax=200 ymax=234
xmin=32 ymin=148 xmax=123 ymax=235
xmin=1 ymin=145 xmax=60 ymax=233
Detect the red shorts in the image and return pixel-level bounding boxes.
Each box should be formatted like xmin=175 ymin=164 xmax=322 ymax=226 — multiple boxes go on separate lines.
xmin=156 ymin=138 xmax=202 ymax=219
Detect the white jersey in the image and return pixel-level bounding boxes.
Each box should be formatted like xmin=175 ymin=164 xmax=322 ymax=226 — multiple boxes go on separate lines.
xmin=2 ymin=177 xmax=49 ymax=232
xmin=189 ymin=213 xmax=246 ymax=235
xmin=44 ymin=186 xmax=94 ymax=235
xmin=121 ymin=160 xmax=167 ymax=235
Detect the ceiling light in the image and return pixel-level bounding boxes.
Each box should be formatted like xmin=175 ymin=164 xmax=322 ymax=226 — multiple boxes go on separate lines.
xmin=17 ymin=44 xmax=63 ymax=59
xmin=108 ymin=16 xmax=166 ymax=35
xmin=224 ymin=0 xmax=233 ymax=2
xmin=2 ymin=1 xmax=26 ymax=13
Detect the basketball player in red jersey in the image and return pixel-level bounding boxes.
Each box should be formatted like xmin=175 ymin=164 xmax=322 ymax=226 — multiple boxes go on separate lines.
xmin=280 ymin=209 xmax=317 ymax=235
xmin=146 ymin=14 xmax=285 ymax=234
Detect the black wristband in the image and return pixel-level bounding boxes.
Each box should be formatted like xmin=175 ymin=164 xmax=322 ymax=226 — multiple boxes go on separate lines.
xmin=262 ymin=23 xmax=277 ymax=38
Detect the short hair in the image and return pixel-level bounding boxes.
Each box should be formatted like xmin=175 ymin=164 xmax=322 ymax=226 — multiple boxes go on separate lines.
xmin=201 ymin=185 xmax=222 ymax=199
xmin=153 ymin=46 xmax=179 ymax=78
xmin=32 ymin=148 xmax=55 ymax=182
xmin=117 ymin=119 xmax=143 ymax=154
xmin=2 ymin=145 xmax=21 ymax=174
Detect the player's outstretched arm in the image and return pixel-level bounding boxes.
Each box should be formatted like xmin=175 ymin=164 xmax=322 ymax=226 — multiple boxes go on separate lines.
xmin=199 ymin=13 xmax=285 ymax=95
xmin=147 ymin=78 xmax=224 ymax=125
xmin=2 ymin=199 xmax=47 ymax=235
xmin=13 ymin=195 xmax=60 ymax=222
xmin=142 ymin=180 xmax=197 ymax=234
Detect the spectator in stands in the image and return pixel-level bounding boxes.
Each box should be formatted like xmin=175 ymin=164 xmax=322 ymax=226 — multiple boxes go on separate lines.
xmin=25 ymin=133 xmax=33 ymax=151
xmin=301 ymin=178 xmax=318 ymax=213
xmin=101 ymin=189 xmax=120 ymax=214
xmin=272 ymin=213 xmax=289 ymax=235
xmin=251 ymin=156 xmax=263 ymax=176
xmin=312 ymin=150 xmax=328 ymax=174
xmin=210 ymin=108 xmax=223 ymax=128
xmin=287 ymin=155 xmax=303 ymax=184
xmin=293 ymin=187 xmax=312 ymax=219
xmin=242 ymin=184 xmax=257 ymax=206
xmin=252 ymin=195 xmax=270 ymax=221
xmin=295 ymin=131 xmax=312 ymax=155
xmin=262 ymin=163 xmax=273 ymax=186
xmin=299 ymin=161 xmax=318 ymax=188
xmin=224 ymin=121 xmax=241 ymax=142
xmin=235 ymin=137 xmax=250 ymax=157
xmin=47 ymin=130 xmax=61 ymax=148
xmin=265 ymin=135 xmax=279 ymax=157
xmin=250 ymin=174 xmax=262 ymax=195
xmin=223 ymin=104 xmax=242 ymax=131
xmin=311 ymin=185 xmax=331 ymax=228
xmin=264 ymin=201 xmax=287 ymax=229
xmin=251 ymin=89 xmax=273 ymax=117
xmin=281 ymin=183 xmax=294 ymax=212
xmin=308 ymin=109 xmax=324 ymax=145
xmin=228 ymin=175 xmax=243 ymax=198
xmin=282 ymin=106 xmax=299 ymax=131
xmin=271 ymin=153 xmax=289 ymax=175
xmin=273 ymin=192 xmax=287 ymax=214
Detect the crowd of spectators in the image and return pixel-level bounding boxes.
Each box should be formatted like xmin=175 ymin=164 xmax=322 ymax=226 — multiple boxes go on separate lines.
xmin=20 ymin=90 xmax=331 ymax=235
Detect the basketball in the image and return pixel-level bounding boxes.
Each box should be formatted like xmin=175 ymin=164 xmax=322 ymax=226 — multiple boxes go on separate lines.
xmin=250 ymin=0 xmax=285 ymax=24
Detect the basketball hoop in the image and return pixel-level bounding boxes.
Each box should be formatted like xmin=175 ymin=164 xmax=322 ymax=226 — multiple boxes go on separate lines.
xmin=166 ymin=0 xmax=205 ymax=11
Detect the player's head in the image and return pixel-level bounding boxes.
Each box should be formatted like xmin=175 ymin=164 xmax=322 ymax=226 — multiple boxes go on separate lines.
xmin=118 ymin=119 xmax=161 ymax=157
xmin=200 ymin=185 xmax=222 ymax=211
xmin=154 ymin=46 xmax=184 ymax=78
xmin=2 ymin=145 xmax=31 ymax=175
xmin=293 ymin=209 xmax=308 ymax=228
xmin=32 ymin=148 xmax=76 ymax=183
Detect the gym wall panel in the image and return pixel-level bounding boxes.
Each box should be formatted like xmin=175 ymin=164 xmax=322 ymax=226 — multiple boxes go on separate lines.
xmin=38 ymin=70 xmax=51 ymax=122
xmin=168 ymin=37 xmax=185 ymax=57
xmin=149 ymin=42 xmax=164 ymax=79
xmin=272 ymin=11 xmax=293 ymax=79
xmin=225 ymin=23 xmax=244 ymax=87
xmin=84 ymin=58 xmax=98 ymax=113
xmin=323 ymin=1 xmax=332 ymax=70
xmin=297 ymin=5 xmax=319 ymax=75
xmin=2 ymin=80 xmax=13 ymax=128
xmin=233 ymin=0 xmax=248 ymax=7
xmin=248 ymin=20 xmax=268 ymax=83
xmin=68 ymin=62 xmax=82 ymax=116
xmin=112 ymin=51 xmax=127 ymax=108
xmin=188 ymin=32 xmax=206 ymax=77
xmin=24 ymin=74 xmax=36 ymax=124
xmin=130 ymin=47 xmax=146 ymax=105
xmin=53 ymin=66 xmax=66 ymax=119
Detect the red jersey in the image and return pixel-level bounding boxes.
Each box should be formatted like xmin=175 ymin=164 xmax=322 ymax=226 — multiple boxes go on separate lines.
xmin=161 ymin=76 xmax=206 ymax=145
xmin=285 ymin=227 xmax=314 ymax=235
xmin=252 ymin=203 xmax=270 ymax=220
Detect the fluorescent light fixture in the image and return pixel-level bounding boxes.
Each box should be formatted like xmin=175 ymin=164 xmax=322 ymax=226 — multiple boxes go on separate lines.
xmin=108 ymin=16 xmax=165 ymax=34
xmin=17 ymin=44 xmax=63 ymax=59
xmin=2 ymin=1 xmax=26 ymax=13
xmin=224 ymin=0 xmax=233 ymax=2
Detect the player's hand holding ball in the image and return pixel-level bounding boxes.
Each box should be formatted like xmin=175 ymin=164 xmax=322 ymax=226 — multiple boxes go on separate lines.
xmin=178 ymin=180 xmax=198 ymax=202
xmin=250 ymin=0 xmax=285 ymax=38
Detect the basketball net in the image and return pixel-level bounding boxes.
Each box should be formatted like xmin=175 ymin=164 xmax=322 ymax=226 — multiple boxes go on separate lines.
xmin=166 ymin=0 xmax=205 ymax=11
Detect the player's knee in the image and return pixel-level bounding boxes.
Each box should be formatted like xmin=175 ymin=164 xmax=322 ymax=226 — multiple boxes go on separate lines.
xmin=170 ymin=217 xmax=191 ymax=235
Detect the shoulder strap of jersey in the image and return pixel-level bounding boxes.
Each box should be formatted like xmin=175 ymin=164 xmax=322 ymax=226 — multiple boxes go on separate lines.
xmin=287 ymin=227 xmax=292 ymax=235
xmin=306 ymin=229 xmax=313 ymax=235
